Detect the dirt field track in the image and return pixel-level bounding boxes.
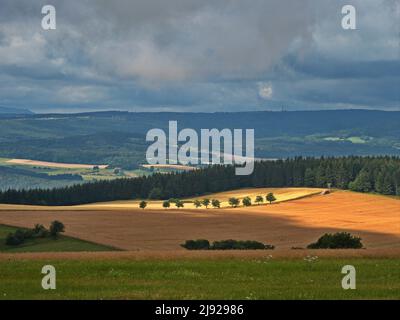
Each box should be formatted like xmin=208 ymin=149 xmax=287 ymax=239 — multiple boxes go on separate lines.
xmin=0 ymin=190 xmax=398 ymax=251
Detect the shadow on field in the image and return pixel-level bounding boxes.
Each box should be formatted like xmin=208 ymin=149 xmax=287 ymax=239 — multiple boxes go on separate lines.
xmin=0 ymin=206 xmax=399 ymax=251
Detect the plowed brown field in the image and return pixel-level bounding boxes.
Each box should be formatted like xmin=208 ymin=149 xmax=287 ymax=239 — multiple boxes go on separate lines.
xmin=0 ymin=190 xmax=398 ymax=251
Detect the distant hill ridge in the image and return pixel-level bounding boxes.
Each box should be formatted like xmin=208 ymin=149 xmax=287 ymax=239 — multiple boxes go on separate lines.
xmin=0 ymin=109 xmax=399 ymax=170
xmin=0 ymin=106 xmax=33 ymax=115
xmin=7 ymin=108 xmax=400 ymax=135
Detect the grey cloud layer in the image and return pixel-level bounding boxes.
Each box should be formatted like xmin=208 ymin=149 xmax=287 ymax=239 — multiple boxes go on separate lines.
xmin=0 ymin=0 xmax=398 ymax=112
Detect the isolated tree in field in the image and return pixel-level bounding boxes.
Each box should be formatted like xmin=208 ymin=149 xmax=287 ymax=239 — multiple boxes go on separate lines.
xmin=139 ymin=200 xmax=147 ymax=209
xmin=255 ymin=196 xmax=264 ymax=205
xmin=266 ymin=193 xmax=276 ymax=204
xmin=162 ymin=200 xmax=170 ymax=209
xmin=193 ymin=199 xmax=202 ymax=208
xmin=49 ymin=220 xmax=65 ymax=239
xmin=228 ymin=197 xmax=240 ymax=208
xmin=211 ymin=199 xmax=221 ymax=208
xmin=175 ymin=199 xmax=184 ymax=208
xmin=242 ymin=196 xmax=252 ymax=207
xmin=201 ymin=198 xmax=210 ymax=209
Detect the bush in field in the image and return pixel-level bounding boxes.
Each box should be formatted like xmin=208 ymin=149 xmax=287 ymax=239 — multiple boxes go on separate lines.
xmin=255 ymin=196 xmax=264 ymax=205
xmin=201 ymin=198 xmax=210 ymax=209
xmin=266 ymin=192 xmax=276 ymax=204
xmin=181 ymin=239 xmax=274 ymax=250
xmin=193 ymin=200 xmax=202 ymax=208
xmin=181 ymin=239 xmax=210 ymax=250
xmin=5 ymin=221 xmax=65 ymax=246
xmin=307 ymin=232 xmax=363 ymax=249
xmin=211 ymin=199 xmax=221 ymax=208
xmin=5 ymin=230 xmax=25 ymax=246
xmin=33 ymin=224 xmax=49 ymax=238
xmin=22 ymin=228 xmax=35 ymax=239
xmin=139 ymin=200 xmax=147 ymax=209
xmin=49 ymin=220 xmax=65 ymax=239
xmin=242 ymin=196 xmax=252 ymax=207
xmin=162 ymin=200 xmax=170 ymax=209
xmin=211 ymin=239 xmax=270 ymax=250
xmin=228 ymin=197 xmax=240 ymax=208
xmin=175 ymin=199 xmax=184 ymax=208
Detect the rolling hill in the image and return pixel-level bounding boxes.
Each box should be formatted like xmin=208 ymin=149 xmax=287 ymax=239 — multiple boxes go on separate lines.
xmin=0 ymin=189 xmax=398 ymax=251
xmin=0 ymin=110 xmax=399 ymax=171
xmin=0 ymin=106 xmax=33 ymax=115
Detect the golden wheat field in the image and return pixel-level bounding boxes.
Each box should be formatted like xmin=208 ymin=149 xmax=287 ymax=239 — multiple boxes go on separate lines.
xmin=0 ymin=189 xmax=398 ymax=251
xmin=0 ymin=187 xmax=323 ymax=211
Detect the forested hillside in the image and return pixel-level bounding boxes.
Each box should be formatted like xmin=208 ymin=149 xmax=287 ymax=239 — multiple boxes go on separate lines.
xmin=0 ymin=110 xmax=399 ymax=169
xmin=0 ymin=166 xmax=83 ymax=191
xmin=1 ymin=156 xmax=398 ymax=205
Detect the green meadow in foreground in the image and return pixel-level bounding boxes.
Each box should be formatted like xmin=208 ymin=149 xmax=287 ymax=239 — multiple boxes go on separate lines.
xmin=0 ymin=225 xmax=117 ymax=253
xmin=0 ymin=258 xmax=399 ymax=299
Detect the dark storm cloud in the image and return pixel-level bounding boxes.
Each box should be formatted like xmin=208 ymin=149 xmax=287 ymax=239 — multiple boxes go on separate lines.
xmin=0 ymin=0 xmax=398 ymax=112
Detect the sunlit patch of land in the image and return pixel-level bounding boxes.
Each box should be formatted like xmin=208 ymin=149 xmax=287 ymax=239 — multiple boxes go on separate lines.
xmin=142 ymin=164 xmax=198 ymax=171
xmin=5 ymin=158 xmax=108 ymax=169
xmin=0 ymin=187 xmax=323 ymax=210
xmin=0 ymin=189 xmax=398 ymax=251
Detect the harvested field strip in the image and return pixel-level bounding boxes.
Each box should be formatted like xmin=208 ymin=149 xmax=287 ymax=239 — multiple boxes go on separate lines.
xmin=6 ymin=158 xmax=108 ymax=169
xmin=0 ymin=191 xmax=398 ymax=251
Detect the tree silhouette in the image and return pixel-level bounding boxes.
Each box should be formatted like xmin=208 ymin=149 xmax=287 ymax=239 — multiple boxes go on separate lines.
xmin=255 ymin=196 xmax=264 ymax=205
xmin=266 ymin=193 xmax=276 ymax=204
xmin=193 ymin=200 xmax=202 ymax=208
xmin=211 ymin=199 xmax=221 ymax=208
xmin=139 ymin=200 xmax=147 ymax=209
xmin=202 ymin=198 xmax=210 ymax=209
xmin=228 ymin=197 xmax=240 ymax=208
xmin=162 ymin=200 xmax=170 ymax=209
xmin=242 ymin=196 xmax=252 ymax=207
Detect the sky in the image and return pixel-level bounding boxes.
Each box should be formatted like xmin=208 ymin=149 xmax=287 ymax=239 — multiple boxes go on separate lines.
xmin=0 ymin=0 xmax=399 ymax=113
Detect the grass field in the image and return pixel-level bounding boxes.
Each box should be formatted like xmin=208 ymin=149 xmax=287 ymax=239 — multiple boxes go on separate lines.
xmin=0 ymin=254 xmax=399 ymax=299
xmin=0 ymin=157 xmax=146 ymax=185
xmin=0 ymin=187 xmax=398 ymax=300
xmin=0 ymin=225 xmax=117 ymax=253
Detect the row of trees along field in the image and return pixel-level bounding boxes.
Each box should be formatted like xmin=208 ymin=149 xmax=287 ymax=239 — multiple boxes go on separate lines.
xmin=0 ymin=156 xmax=399 ymax=206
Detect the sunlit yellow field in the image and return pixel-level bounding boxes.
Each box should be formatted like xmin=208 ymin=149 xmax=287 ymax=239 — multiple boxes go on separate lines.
xmin=0 ymin=187 xmax=324 ymax=211
xmin=0 ymin=189 xmax=399 ymax=251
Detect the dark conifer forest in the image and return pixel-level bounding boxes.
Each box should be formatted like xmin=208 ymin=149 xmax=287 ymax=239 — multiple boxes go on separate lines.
xmin=0 ymin=156 xmax=399 ymax=206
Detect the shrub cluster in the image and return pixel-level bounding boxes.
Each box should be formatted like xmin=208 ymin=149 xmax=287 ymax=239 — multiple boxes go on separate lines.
xmin=181 ymin=239 xmax=211 ymax=250
xmin=307 ymin=232 xmax=363 ymax=249
xmin=5 ymin=221 xmax=65 ymax=246
xmin=181 ymin=239 xmax=275 ymax=250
